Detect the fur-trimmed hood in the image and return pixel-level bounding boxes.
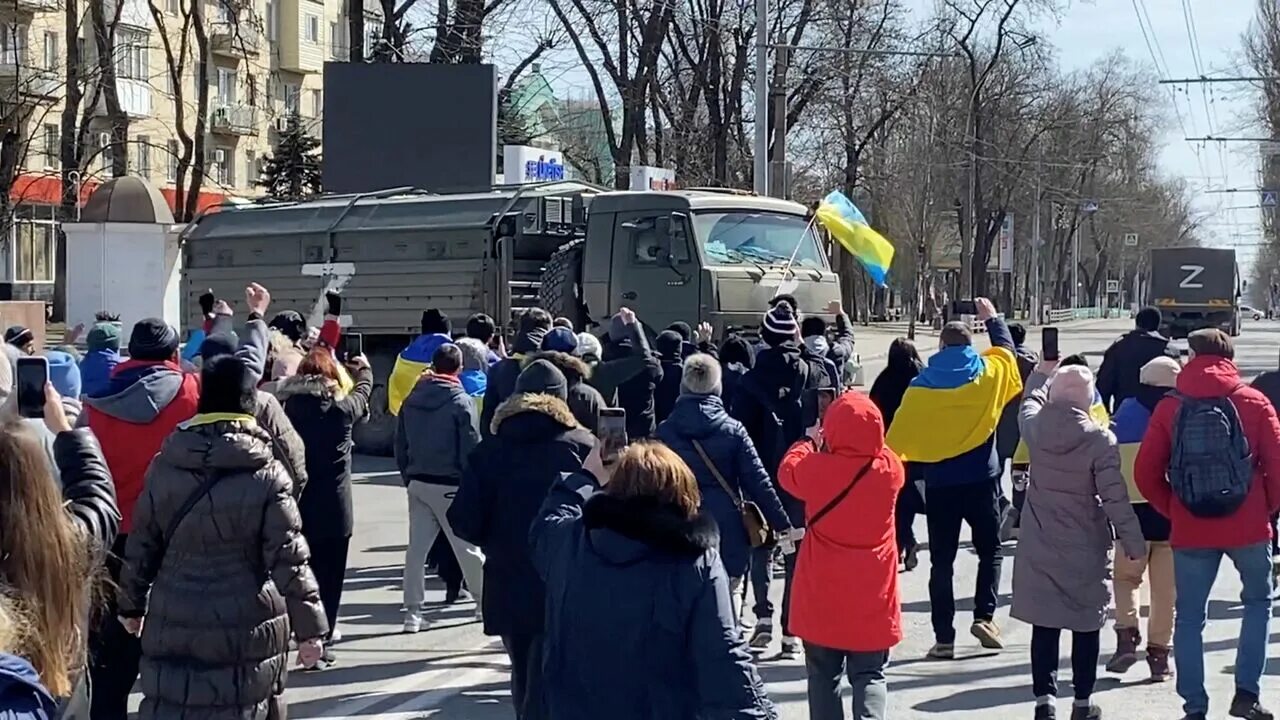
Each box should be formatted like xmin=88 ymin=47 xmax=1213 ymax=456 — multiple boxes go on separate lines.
xmin=272 ymin=373 xmax=346 ymax=402
xmin=524 ymin=350 xmax=592 ymax=385
xmin=491 ymin=390 xmax=580 ymax=437
xmin=583 ymin=493 xmax=720 ymax=561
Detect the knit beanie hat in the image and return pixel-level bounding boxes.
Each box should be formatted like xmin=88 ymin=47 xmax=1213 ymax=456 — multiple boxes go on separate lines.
xmin=128 ymin=318 xmax=179 ymax=360
xmin=655 ymin=330 xmax=684 ymax=361
xmin=541 ymin=327 xmax=579 ymax=354
xmin=666 ymin=321 xmax=692 ymax=342
xmin=574 ymin=332 xmax=602 ymax=360
xmin=269 ymin=311 xmax=306 ymax=343
xmin=86 ymin=321 xmax=122 ymax=352
xmin=681 ymin=353 xmax=722 ymax=397
xmin=46 ymin=350 xmax=82 ymax=399
xmin=1048 ymin=365 xmax=1096 ymax=410
xmin=1140 ymin=356 xmax=1181 ymax=389
xmin=198 ymin=354 xmax=257 ymax=415
xmin=422 ymin=309 xmax=451 ymax=336
xmin=455 ymin=337 xmax=489 ymax=373
xmin=515 ymin=358 xmax=568 ymax=401
xmin=761 ymin=301 xmax=799 ymax=347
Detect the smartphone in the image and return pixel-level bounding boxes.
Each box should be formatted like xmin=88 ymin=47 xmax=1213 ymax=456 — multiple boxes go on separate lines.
xmin=15 ymin=356 xmax=48 ymax=419
xmin=599 ymin=408 xmax=628 ymax=463
xmin=1042 ymin=327 xmax=1060 ymax=362
xmin=950 ymin=299 xmax=978 ymax=317
xmin=340 ymin=332 xmax=363 ymax=361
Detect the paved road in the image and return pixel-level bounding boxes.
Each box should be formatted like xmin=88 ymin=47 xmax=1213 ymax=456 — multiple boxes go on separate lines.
xmin=166 ymin=318 xmax=1280 ymax=719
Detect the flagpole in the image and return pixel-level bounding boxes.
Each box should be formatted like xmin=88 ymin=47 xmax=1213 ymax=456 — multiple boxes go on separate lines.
xmin=773 ymin=212 xmax=820 ymax=298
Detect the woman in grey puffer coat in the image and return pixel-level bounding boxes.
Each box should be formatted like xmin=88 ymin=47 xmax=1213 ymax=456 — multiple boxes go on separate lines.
xmin=1013 ymin=363 xmax=1144 ymax=720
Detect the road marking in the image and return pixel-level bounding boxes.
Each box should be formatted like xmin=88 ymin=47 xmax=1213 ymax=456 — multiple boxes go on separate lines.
xmin=298 ymin=646 xmax=504 ymax=719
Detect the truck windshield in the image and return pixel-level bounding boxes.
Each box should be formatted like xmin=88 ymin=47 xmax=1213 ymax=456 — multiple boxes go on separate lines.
xmin=693 ymin=211 xmax=825 ymax=270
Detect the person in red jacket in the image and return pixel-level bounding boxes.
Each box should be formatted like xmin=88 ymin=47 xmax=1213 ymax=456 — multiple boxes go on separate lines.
xmin=84 ymin=284 xmax=271 ymax=720
xmin=1135 ymin=329 xmax=1280 ymax=720
xmin=779 ymin=391 xmax=904 ymax=720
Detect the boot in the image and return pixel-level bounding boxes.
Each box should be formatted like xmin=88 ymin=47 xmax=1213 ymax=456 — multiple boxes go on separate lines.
xmin=1105 ymin=627 xmax=1141 ymax=674
xmin=1146 ymin=645 xmax=1173 ymax=682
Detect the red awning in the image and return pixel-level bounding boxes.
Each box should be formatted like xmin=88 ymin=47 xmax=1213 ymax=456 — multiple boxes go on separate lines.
xmin=7 ymin=172 xmax=228 ymax=217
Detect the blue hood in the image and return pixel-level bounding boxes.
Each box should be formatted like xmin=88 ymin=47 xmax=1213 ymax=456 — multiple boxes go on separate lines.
xmin=400 ymin=333 xmax=453 ymax=364
xmin=663 ymin=394 xmax=730 ymax=440
xmin=79 ymin=348 xmax=122 ymax=397
xmin=0 ymin=652 xmax=56 ymax=716
xmin=913 ymin=346 xmax=984 ymax=390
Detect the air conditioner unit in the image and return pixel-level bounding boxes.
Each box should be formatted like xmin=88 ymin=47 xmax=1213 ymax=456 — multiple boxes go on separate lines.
xmin=97 ymin=132 xmax=111 ymax=147
xmin=213 ymin=148 xmax=227 ymax=165
xmin=213 ymin=106 xmax=229 ymax=124
xmin=273 ymin=116 xmax=290 ymax=132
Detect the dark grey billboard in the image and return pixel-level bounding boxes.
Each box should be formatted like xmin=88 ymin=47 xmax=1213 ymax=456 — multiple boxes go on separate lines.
xmin=323 ymin=63 xmax=497 ymax=194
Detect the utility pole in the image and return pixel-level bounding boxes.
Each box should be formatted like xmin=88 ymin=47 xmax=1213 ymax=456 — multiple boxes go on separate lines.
xmin=1031 ymin=163 xmax=1041 ymax=324
xmin=769 ymin=45 xmax=790 ymax=198
xmin=1072 ymin=222 xmax=1080 ymax=309
xmin=908 ymin=112 xmax=934 ymax=340
xmin=752 ymin=0 xmax=769 ymax=195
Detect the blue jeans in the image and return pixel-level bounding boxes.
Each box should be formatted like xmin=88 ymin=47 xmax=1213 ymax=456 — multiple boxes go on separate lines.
xmin=1173 ymin=542 xmax=1273 ymax=714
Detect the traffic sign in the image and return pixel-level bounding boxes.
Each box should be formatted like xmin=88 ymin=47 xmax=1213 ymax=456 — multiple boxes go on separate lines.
xmin=1106 ymin=279 xmax=1120 ymax=293
xmin=1082 ymin=200 xmax=1100 ymax=214
xmin=1263 ymin=191 xmax=1278 ymax=207
xmin=1124 ymin=232 xmax=1139 ymax=246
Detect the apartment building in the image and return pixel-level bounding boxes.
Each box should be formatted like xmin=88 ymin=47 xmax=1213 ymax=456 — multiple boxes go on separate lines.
xmin=0 ymin=0 xmax=380 ymax=298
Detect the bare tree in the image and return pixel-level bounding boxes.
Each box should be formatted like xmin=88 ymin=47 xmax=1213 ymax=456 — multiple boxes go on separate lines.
xmin=148 ymin=0 xmax=212 ymax=221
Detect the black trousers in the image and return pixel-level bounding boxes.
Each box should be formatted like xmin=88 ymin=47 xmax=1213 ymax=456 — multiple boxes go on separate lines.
xmin=925 ymin=480 xmax=1003 ymax=644
xmin=895 ymin=481 xmax=924 ymax=552
xmin=501 ymin=632 xmax=545 ymax=720
xmin=307 ymin=534 xmax=351 ymax=637
xmin=431 ymin=533 xmax=463 ymax=593
xmin=1031 ymin=626 xmax=1100 ymax=700
xmin=89 ymin=534 xmax=140 ymax=720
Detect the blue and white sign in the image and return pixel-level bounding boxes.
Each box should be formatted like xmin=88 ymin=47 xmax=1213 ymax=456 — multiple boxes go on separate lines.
xmin=1263 ymin=190 xmax=1278 ymax=207
xmin=503 ymin=145 xmax=566 ymax=185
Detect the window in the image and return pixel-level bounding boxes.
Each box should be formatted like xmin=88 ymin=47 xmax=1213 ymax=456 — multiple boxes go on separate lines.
xmin=365 ymin=23 xmax=380 ymax=56
xmin=305 ymin=14 xmax=319 ymax=43
xmin=166 ymin=0 xmax=178 ymax=14
xmin=166 ymin=139 xmax=178 ymax=180
xmin=217 ymin=0 xmax=234 ymax=23
xmin=0 ymin=25 xmax=27 ymax=66
xmin=283 ymin=83 xmax=300 ymax=115
xmin=694 ymin=211 xmax=828 ymax=270
xmin=14 ymin=221 xmax=54 ymax=282
xmin=215 ymin=66 xmax=236 ymax=105
xmin=246 ymin=149 xmax=256 ymax=186
xmin=627 ymin=215 xmax=691 ymax=265
xmin=42 ymin=124 xmax=57 ymax=168
xmin=41 ymin=32 xmax=57 ymax=71
xmin=100 ymin=135 xmax=112 ymax=172
xmin=245 ymin=74 xmax=257 ymax=107
xmin=308 ymin=88 xmax=321 ymax=118
xmin=115 ymin=28 xmax=148 ymax=81
xmin=136 ymin=135 xmax=151 ymax=178
xmin=213 ymin=148 xmax=232 ymax=186
xmin=265 ymin=1 xmax=277 ymax=42
xmin=329 ymin=21 xmax=342 ymax=59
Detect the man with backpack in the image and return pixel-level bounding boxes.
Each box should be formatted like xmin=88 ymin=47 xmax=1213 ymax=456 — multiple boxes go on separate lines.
xmin=1136 ymin=329 xmax=1280 ymax=720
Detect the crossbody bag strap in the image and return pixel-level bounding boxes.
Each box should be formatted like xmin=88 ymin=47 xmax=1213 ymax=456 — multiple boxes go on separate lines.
xmin=808 ymin=460 xmax=874 ymax=527
xmin=691 ymin=439 xmax=743 ymax=510
xmin=161 ymin=469 xmax=225 ymax=551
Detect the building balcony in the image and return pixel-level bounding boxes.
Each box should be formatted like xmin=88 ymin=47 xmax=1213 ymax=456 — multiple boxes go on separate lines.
xmin=7 ymin=0 xmax=57 ymax=12
xmin=90 ymin=78 xmax=152 ymax=118
xmin=0 ymin=65 xmax=60 ymax=102
xmin=211 ymin=104 xmax=258 ymax=136
xmin=211 ymin=23 xmax=261 ymax=58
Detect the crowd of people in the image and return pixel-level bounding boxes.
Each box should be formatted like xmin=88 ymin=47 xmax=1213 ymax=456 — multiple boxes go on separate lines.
xmin=0 ymin=286 xmax=1277 ymax=720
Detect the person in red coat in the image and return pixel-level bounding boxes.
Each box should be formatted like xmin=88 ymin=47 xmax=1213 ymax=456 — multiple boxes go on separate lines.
xmin=779 ymin=391 xmax=904 ymax=720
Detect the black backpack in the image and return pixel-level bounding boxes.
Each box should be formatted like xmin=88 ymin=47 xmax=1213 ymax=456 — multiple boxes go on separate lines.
xmin=1168 ymin=389 xmax=1254 ymax=518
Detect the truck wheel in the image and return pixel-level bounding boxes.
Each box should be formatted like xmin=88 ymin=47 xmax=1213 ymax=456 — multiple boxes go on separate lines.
xmin=538 ymin=238 xmax=588 ymax=328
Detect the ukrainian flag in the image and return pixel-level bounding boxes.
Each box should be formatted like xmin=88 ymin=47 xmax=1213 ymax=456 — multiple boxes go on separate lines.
xmin=388 ymin=333 xmax=452 ymax=415
xmin=815 ymin=190 xmax=895 ymax=286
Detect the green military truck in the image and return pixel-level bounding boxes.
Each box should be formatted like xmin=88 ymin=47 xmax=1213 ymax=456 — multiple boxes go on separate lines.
xmin=181 ymin=183 xmax=842 ymax=451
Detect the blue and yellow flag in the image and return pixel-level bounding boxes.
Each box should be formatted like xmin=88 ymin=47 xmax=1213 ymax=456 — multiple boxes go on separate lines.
xmin=815 ymin=190 xmax=895 ymax=286
xmin=388 ymin=333 xmax=452 ymax=415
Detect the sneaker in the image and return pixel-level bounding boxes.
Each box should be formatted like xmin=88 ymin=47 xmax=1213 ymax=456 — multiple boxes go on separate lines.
xmin=1105 ymin=627 xmax=1141 ymax=674
xmin=779 ymin=636 xmax=801 ymax=659
xmin=402 ymin=614 xmax=423 ymax=634
xmin=926 ymin=643 xmax=955 ymax=660
xmin=1145 ymin=645 xmax=1173 ymax=682
xmin=1229 ymin=691 xmax=1275 ymax=720
xmin=1034 ymin=705 xmax=1056 ymax=720
xmin=971 ymin=619 xmax=1005 ymax=649
xmin=748 ymin=624 xmax=773 ymax=652
xmin=1069 ymin=704 xmax=1101 ymax=720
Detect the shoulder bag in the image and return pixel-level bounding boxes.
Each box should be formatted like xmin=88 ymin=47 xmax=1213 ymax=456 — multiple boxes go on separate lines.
xmin=808 ymin=460 xmax=874 ymax=528
xmin=690 ymin=439 xmax=772 ymax=547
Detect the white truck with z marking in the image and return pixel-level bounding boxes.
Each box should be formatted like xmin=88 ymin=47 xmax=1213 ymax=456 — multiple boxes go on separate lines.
xmin=1146 ymin=247 xmax=1242 ymax=339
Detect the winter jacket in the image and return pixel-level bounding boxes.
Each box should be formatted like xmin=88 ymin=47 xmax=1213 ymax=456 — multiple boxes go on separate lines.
xmin=778 ymin=392 xmax=904 ymax=653
xmin=720 ymin=362 xmax=749 ymax=418
xmin=78 ymin=348 xmax=121 ymax=398
xmin=597 ymin=331 xmax=664 ymax=441
xmin=1111 ymin=386 xmax=1174 ymax=541
xmin=449 ymin=392 xmax=595 ymax=638
xmin=0 ymin=654 xmax=56 ymax=719
xmin=395 ymin=374 xmax=480 ymax=485
xmin=1013 ymin=372 xmax=1147 ymax=633
xmin=868 ymin=361 xmax=921 ymax=430
xmin=654 ymin=358 xmax=683 ymax=426
xmin=255 ymin=390 xmax=309 ymax=496
xmin=530 ymin=472 xmax=777 ymax=720
xmin=526 ymin=351 xmax=605 ymax=434
xmin=53 ymin=428 xmax=121 ymax=553
xmin=657 ymin=394 xmax=791 ymax=577
xmin=996 ymin=344 xmax=1038 ymax=461
xmin=1136 ymin=356 xmax=1280 ymax=549
xmin=276 ymin=366 xmax=373 ymax=539
xmin=480 ymin=328 xmax=546 ymax=439
xmin=1097 ymin=329 xmax=1174 ymax=411
xmin=388 ymin=333 xmax=452 ymax=416
xmin=117 ymin=415 xmax=327 ymax=720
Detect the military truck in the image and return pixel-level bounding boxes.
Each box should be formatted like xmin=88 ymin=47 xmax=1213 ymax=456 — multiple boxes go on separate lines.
xmin=180 ymin=183 xmax=842 ymax=450
xmin=1146 ymin=246 xmax=1243 ymax=338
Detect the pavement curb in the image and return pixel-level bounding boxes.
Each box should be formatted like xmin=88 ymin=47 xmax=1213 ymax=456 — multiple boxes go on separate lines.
xmin=852 ymin=317 xmax=1123 ymax=366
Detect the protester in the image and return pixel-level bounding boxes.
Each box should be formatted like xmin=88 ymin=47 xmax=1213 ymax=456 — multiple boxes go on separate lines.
xmin=267 ymin=309 xmax=308 ymax=380
xmin=481 ymin=308 xmax=553 ymax=438
xmin=665 ymin=320 xmax=697 ymax=358
xmin=466 ymin=312 xmax=502 ymax=365
xmin=389 ymin=309 xmax=455 ymax=416
xmin=0 ymin=383 xmax=119 ymax=715
xmin=456 ymin=338 xmax=490 ymax=404
xmin=0 ymin=600 xmax=59 ymax=719
xmin=718 ymin=334 xmax=754 ymax=414
xmin=1136 ymin=329 xmax=1280 ymax=720
xmin=653 ymin=329 xmax=685 ymax=425
xmin=656 ymin=353 xmax=792 ymax=615
xmin=1097 ymin=307 xmax=1173 ymax=412
xmin=1107 ymin=356 xmax=1180 ymax=681
xmin=79 ymin=315 xmax=122 ymax=398
xmin=4 ymin=326 xmax=34 ymax=355
xmin=276 ymin=345 xmax=373 ymax=663
xmin=886 ymin=297 xmax=1022 ymax=658
xmin=1014 ymin=363 xmax=1145 ymax=720
xmin=779 ymin=391 xmax=903 ymax=720
xmin=530 ymin=334 xmax=605 ymax=434
xmin=530 ymin=442 xmax=777 ymax=720
xmin=799 ymin=301 xmax=854 ymax=391
xmin=868 ymin=337 xmax=926 ymax=571
xmin=117 ymin=352 xmax=328 ymax=718
xmin=593 ymin=308 xmax=664 ymax=441
xmin=449 ymin=359 xmax=595 ymax=720
xmin=574 ymin=332 xmax=602 ymax=366
xmin=395 ymin=344 xmax=486 ymax=632
xmin=554 ymin=317 xmax=574 ymax=330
